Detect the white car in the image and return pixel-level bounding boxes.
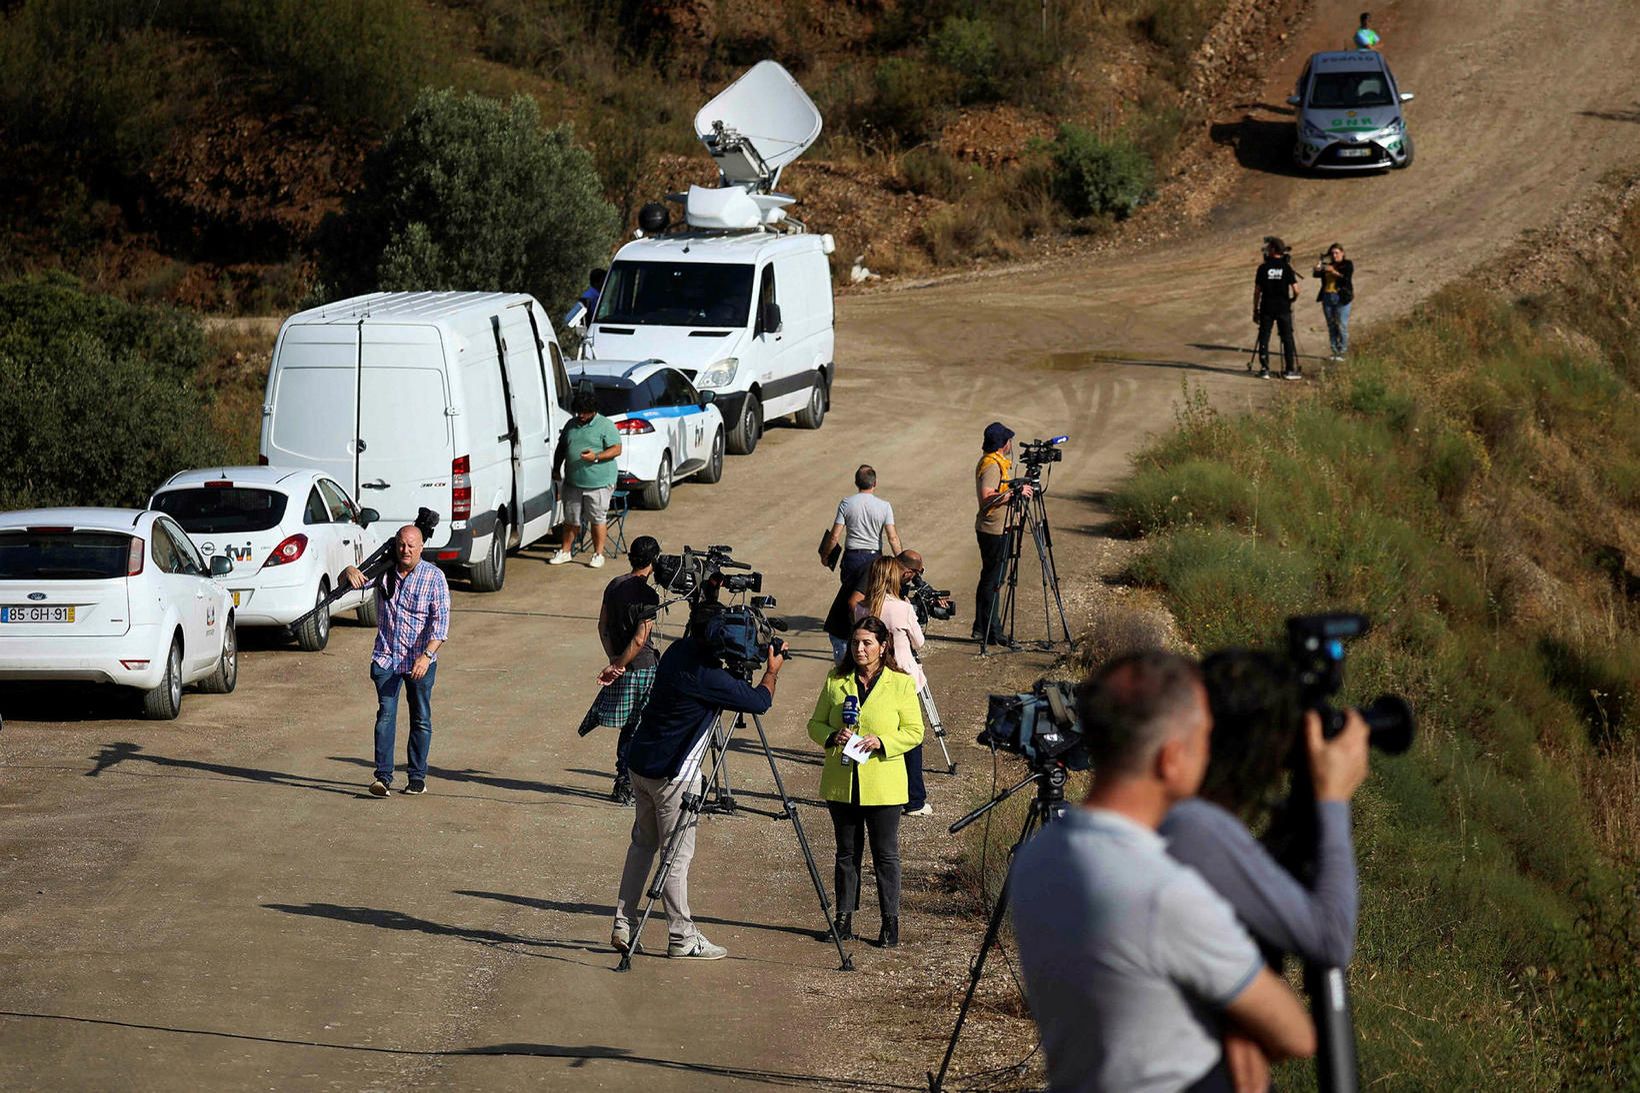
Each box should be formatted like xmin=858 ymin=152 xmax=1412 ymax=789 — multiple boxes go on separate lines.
xmin=150 ymin=467 xmax=386 ymax=651
xmin=570 ymin=361 xmax=726 ymax=509
xmin=0 ymin=508 xmax=237 ymax=719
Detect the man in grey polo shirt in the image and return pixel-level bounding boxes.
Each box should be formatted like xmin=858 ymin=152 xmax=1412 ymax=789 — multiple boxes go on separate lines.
xmin=1011 ymin=651 xmax=1315 ymax=1092
xmin=820 ymin=465 xmax=903 ymax=661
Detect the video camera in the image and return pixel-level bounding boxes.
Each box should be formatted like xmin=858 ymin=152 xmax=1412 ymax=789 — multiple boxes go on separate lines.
xmin=1285 ymin=613 xmax=1414 ymax=753
xmin=654 ymin=544 xmax=764 ymax=599
xmin=977 ymin=679 xmax=1090 ymax=772
xmin=1018 ymin=435 xmax=1068 ymax=467
xmin=648 ymin=544 xmax=785 ymax=677
xmin=698 ymin=597 xmax=788 ymax=678
xmin=904 ymin=573 xmax=956 ymax=624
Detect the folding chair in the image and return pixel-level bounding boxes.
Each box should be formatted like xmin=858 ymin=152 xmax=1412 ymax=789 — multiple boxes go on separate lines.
xmin=575 ymin=489 xmax=630 ymax=559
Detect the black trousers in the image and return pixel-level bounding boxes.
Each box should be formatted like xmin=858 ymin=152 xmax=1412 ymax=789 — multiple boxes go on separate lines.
xmin=1257 ymin=310 xmax=1297 ymax=373
xmin=974 ymin=530 xmax=1009 ymax=638
xmin=828 ymin=801 xmax=901 ymax=919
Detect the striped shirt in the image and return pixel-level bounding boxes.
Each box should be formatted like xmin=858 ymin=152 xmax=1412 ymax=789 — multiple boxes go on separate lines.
xmin=371 ymin=561 xmax=450 ymax=673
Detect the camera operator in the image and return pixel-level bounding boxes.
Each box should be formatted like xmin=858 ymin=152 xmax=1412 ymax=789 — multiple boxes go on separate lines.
xmin=1161 ymin=650 xmax=1370 ymax=970
xmin=611 ymin=600 xmax=786 ymax=961
xmin=576 ymin=535 xmax=663 ymax=805
xmin=1011 ymin=652 xmax=1314 ymax=1092
xmin=1252 ymin=237 xmax=1300 ymax=380
xmin=974 ymin=423 xmax=1031 ymax=648
xmin=821 ymin=465 xmax=902 ymax=662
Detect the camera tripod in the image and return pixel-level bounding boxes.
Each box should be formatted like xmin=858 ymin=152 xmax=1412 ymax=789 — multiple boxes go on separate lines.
xmin=918 ymin=683 xmax=957 ymax=775
xmin=615 ymin=706 xmax=854 ymax=973
xmin=699 ymin=714 xmax=738 ymax=814
xmin=982 ymin=478 xmax=1074 ymax=655
xmin=928 ymin=763 xmax=1068 ymax=1092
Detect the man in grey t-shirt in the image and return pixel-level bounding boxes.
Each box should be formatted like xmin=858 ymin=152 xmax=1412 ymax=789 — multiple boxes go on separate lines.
xmin=820 ymin=465 xmax=903 ymax=661
xmin=1011 ymin=652 xmax=1315 ymax=1092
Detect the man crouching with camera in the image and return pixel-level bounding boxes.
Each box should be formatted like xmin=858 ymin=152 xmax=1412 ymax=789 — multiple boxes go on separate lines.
xmin=611 ymin=598 xmax=786 ymax=960
xmin=1011 ymin=652 xmax=1314 ymax=1091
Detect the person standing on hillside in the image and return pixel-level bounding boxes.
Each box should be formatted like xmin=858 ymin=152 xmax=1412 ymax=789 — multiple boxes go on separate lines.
xmin=1353 ymin=12 xmax=1381 ymax=50
xmin=1253 ymin=237 xmax=1301 ymax=380
xmin=1313 ymin=243 xmax=1356 ymax=362
xmin=550 ymin=388 xmax=622 ymax=567
xmin=821 ymin=465 xmax=903 ymax=662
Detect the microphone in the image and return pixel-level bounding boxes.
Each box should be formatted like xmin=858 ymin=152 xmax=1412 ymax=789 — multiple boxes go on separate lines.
xmin=841 ymin=694 xmax=860 ymax=767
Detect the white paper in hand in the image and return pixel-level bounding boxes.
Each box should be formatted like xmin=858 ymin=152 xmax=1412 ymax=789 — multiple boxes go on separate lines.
xmin=842 ymin=735 xmax=874 ymax=765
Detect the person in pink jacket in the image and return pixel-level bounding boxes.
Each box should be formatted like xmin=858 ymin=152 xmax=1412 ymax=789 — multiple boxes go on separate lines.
xmin=856 ymin=557 xmax=932 ymax=816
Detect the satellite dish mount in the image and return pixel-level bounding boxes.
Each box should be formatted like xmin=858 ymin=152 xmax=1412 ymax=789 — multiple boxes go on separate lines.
xmin=684 ymin=61 xmax=822 ymax=230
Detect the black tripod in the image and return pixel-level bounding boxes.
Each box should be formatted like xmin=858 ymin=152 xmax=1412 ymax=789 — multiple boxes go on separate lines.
xmin=700 ymin=714 xmax=738 ymax=814
xmin=928 ymin=764 xmax=1068 ymax=1092
xmin=615 ymin=707 xmax=854 ymax=973
xmin=982 ymin=478 xmax=1073 ymax=655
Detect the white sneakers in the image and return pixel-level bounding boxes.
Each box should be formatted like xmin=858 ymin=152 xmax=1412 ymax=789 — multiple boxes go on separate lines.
xmin=548 ymin=550 xmax=573 ymax=565
xmin=668 ymin=933 xmax=728 ymax=960
xmin=589 ymin=553 xmax=606 ymax=569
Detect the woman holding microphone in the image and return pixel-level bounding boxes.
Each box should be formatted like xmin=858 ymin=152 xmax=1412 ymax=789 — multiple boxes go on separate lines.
xmin=808 ymin=615 xmax=925 ymax=948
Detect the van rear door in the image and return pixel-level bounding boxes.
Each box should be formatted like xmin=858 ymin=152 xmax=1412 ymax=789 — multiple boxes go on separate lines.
xmin=264 ymin=323 xmax=361 ymax=491
xmin=497 ymin=304 xmax=556 ymax=545
xmin=356 ymin=326 xmax=453 ymax=536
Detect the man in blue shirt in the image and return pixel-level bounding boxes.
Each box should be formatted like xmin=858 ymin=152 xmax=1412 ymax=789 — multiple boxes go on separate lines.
xmin=612 ymin=601 xmax=786 ymax=959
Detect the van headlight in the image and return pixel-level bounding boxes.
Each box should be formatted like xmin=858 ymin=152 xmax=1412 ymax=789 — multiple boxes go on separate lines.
xmin=698 ymin=358 xmax=739 ymax=388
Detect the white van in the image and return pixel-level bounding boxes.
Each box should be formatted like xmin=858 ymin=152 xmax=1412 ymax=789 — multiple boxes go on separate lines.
xmin=577 ymin=61 xmax=836 ymax=456
xmin=259 ymin=292 xmax=572 ymax=592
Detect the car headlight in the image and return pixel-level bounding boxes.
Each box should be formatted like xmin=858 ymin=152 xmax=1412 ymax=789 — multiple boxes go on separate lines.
xmin=1301 ymin=121 xmax=1328 ymax=142
xmin=697 ymin=357 xmax=738 ymax=388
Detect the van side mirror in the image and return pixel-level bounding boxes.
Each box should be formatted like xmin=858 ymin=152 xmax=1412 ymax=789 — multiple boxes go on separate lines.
xmin=210 ymin=555 xmax=234 ymax=578
xmin=761 ymin=301 xmax=782 ymax=334
xmin=357 ymin=507 xmax=380 ymax=527
xmin=1398 ymin=91 xmax=1415 ymax=103
xmin=1286 ymin=94 xmax=1301 ymax=106
xmin=563 ymin=301 xmax=588 ymax=331
xmin=698 ymin=390 xmax=716 ymax=407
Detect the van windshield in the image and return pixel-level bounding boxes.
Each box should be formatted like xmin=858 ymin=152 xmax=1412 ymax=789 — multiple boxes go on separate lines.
xmin=0 ymin=531 xmax=133 ymax=580
xmin=153 ymin=487 xmax=289 ymax=534
xmin=594 ymin=261 xmax=754 ymax=328
xmin=1309 ymin=71 xmax=1394 ymax=109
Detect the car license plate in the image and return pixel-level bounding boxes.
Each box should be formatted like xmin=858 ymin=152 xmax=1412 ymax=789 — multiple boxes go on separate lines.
xmin=2 ymin=605 xmax=74 ymax=623
xmin=1339 ymin=147 xmax=1372 ymax=158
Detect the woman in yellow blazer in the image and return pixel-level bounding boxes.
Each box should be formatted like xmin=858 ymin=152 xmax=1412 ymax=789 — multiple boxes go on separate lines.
xmin=807 ymin=615 xmax=925 ymax=948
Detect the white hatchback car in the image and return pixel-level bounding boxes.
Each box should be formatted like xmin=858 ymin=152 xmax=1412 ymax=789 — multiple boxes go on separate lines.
xmin=0 ymin=508 xmax=237 ymax=719
xmin=569 ymin=360 xmax=725 ymax=509
xmin=150 ymin=467 xmax=386 ymax=651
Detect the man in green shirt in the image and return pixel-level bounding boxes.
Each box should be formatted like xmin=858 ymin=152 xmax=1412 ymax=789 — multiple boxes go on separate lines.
xmin=550 ymin=389 xmax=623 ymax=568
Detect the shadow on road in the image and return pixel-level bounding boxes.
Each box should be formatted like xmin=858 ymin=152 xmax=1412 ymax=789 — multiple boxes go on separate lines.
xmin=452 ymin=889 xmax=829 ymax=942
xmin=261 ymin=902 xmax=601 ymax=963
xmin=1209 ymin=115 xmax=1301 ymax=176
xmin=1579 ymin=105 xmax=1640 ymax=123
xmin=84 ymin=742 xmax=365 ymax=796
xmin=325 ymin=756 xmax=609 ymax=802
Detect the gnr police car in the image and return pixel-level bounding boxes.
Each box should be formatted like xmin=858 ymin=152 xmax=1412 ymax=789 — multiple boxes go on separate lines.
xmin=1289 ymin=51 xmax=1415 ymax=171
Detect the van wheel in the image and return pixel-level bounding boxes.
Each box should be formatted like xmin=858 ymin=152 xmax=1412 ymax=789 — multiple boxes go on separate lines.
xmin=199 ymin=616 xmax=238 ymax=694
xmin=470 ymin=515 xmax=508 ymax=592
xmin=641 ymin=453 xmax=673 ymax=510
xmin=295 ymin=581 xmax=331 ymax=651
xmin=795 ymin=375 xmax=826 ymax=429
xmin=728 ymin=394 xmax=762 ymax=455
xmin=696 ymin=431 xmax=725 ymax=484
xmin=355 ymin=586 xmax=378 ymax=627
xmin=140 ymin=637 xmax=183 ymax=720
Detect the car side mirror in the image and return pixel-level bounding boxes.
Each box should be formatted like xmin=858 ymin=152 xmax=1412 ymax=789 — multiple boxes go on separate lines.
xmin=210 ymin=555 xmax=234 ymax=578
xmin=1286 ymin=94 xmax=1301 ymax=106
xmin=563 ymin=301 xmax=588 ymax=331
xmin=761 ymin=301 xmax=782 ymax=334
xmin=357 ymin=507 xmax=380 ymax=527
xmin=698 ymin=391 xmax=716 ymax=407
xmin=1399 ymin=91 xmax=1414 ymax=103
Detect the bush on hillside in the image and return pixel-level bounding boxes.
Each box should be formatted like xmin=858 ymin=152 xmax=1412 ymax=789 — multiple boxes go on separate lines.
xmin=0 ymin=275 xmax=226 ymax=509
xmin=317 ymin=90 xmax=619 ymax=316
xmin=1050 ymin=125 xmax=1153 ymax=220
xmin=930 ymin=16 xmax=1000 ymax=103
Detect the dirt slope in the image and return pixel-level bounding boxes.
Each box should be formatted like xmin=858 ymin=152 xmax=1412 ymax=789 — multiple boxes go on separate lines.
xmin=2 ymin=0 xmax=1638 ymax=1088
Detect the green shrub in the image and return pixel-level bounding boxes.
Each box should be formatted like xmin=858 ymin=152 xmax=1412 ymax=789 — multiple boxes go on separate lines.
xmin=317 ymin=89 xmax=619 ymax=316
xmin=0 ymin=275 xmax=225 ymax=509
xmin=1050 ymin=124 xmax=1153 ymax=219
xmin=1550 ymin=877 xmax=1640 ymax=1087
xmin=858 ymin=57 xmax=949 ymax=146
xmin=930 ymin=16 xmax=1000 ymax=103
xmin=896 ymin=148 xmax=978 ymax=202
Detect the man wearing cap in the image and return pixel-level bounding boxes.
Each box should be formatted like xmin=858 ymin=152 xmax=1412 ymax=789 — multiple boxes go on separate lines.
xmin=550 ymin=388 xmax=622 ymax=567
xmin=974 ymin=423 xmax=1031 ymax=647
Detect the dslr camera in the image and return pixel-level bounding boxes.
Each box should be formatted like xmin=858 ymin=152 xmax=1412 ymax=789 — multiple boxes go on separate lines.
xmin=977 ymin=679 xmax=1090 ymax=772
xmin=904 ymin=572 xmax=956 ymax=624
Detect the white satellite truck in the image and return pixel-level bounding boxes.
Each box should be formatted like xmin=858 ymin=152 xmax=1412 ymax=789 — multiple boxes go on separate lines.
xmin=568 ymin=61 xmax=837 ymax=455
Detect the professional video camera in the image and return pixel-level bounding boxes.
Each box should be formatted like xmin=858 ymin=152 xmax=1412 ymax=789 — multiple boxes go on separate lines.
xmin=903 ymin=572 xmax=956 ymax=624
xmin=647 ymin=544 xmax=785 ymax=677
xmin=977 ymin=679 xmax=1090 ymax=772
xmin=699 ymin=596 xmax=788 ymax=678
xmin=1285 ymin=613 xmax=1414 ymax=753
xmin=653 ymin=544 xmax=764 ymax=599
xmin=1017 ymin=435 xmax=1068 ymax=469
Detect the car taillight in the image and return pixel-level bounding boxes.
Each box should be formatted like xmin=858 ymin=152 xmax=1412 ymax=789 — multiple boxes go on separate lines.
xmin=452 ymin=455 xmax=472 ymax=521
xmin=616 ymin=418 xmax=653 ymax=435
xmin=126 ymin=538 xmax=145 ymax=576
xmin=119 ymin=659 xmax=150 ymax=670
xmin=261 ymin=534 xmax=308 ymax=568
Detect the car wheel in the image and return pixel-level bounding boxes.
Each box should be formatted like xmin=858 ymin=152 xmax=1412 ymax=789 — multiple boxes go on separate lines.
xmin=794 ymin=374 xmax=826 ymax=429
xmin=355 ymin=585 xmax=378 ymax=627
xmin=1393 ymin=135 xmax=1414 ymax=169
xmin=140 ymin=636 xmax=183 ymax=720
xmin=696 ymin=430 xmax=725 ymax=484
xmin=470 ymin=514 xmax=508 ymax=592
xmin=295 ymin=581 xmax=331 ymax=651
xmin=641 ymin=453 xmax=673 ymax=509
xmin=727 ymin=394 xmax=761 ymax=455
xmin=199 ymin=614 xmax=238 ymax=694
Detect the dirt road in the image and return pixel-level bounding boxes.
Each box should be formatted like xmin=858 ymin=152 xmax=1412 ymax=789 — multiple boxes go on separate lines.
xmin=3 ymin=1 xmax=1637 ymax=1088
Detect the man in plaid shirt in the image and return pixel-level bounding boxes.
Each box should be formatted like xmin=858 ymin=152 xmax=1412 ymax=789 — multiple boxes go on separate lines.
xmin=578 ymin=536 xmax=663 ymax=804
xmin=344 ymin=525 xmax=450 ymax=797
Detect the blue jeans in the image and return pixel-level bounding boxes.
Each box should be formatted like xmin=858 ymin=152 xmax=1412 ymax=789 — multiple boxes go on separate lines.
xmin=1321 ymin=293 xmax=1351 ymax=356
xmin=371 ymin=661 xmax=436 ymax=785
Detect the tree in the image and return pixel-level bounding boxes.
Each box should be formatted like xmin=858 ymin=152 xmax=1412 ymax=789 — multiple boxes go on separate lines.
xmin=318 ymin=89 xmax=619 ymax=316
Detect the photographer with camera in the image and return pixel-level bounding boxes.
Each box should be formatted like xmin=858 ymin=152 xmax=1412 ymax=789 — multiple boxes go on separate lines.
xmin=857 ymin=557 xmax=932 ymax=817
xmin=1011 ymin=652 xmax=1315 ymax=1092
xmin=576 ymin=535 xmax=664 ymax=805
xmin=1253 ymin=237 xmax=1301 ymax=380
xmin=808 ymin=615 xmax=925 ymax=949
xmin=1312 ymin=243 xmax=1355 ymax=363
xmin=612 ymin=599 xmax=786 ymax=960
xmin=974 ymin=423 xmax=1032 ymax=647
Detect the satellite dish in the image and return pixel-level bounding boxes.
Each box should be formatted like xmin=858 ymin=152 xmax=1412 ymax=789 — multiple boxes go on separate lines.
xmin=694 ymin=60 xmax=822 ymax=194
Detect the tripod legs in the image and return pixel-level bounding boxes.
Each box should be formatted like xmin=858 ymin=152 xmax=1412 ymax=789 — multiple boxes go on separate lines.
xmin=918 ymin=684 xmax=957 ymax=775
xmin=986 ymin=492 xmax=1073 ymax=655
xmin=702 ymin=715 xmax=736 ymax=814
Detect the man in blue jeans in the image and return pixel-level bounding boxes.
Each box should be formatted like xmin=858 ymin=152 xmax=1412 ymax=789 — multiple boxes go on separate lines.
xmin=344 ymin=524 xmax=451 ymax=797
